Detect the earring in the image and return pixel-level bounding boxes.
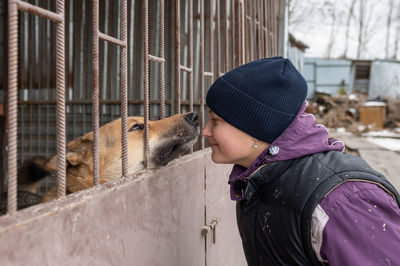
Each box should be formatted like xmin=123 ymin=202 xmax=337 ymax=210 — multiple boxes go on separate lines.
xmin=253 ymin=141 xmax=258 ymax=149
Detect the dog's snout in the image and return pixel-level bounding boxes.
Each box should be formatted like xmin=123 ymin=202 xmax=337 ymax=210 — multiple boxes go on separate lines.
xmin=184 ymin=112 xmax=199 ymax=126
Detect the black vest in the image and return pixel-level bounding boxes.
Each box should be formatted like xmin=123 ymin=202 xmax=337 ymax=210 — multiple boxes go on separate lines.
xmin=236 ymin=151 xmax=400 ymax=266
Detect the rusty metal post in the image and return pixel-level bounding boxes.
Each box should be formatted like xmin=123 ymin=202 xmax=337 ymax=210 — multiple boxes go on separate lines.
xmin=55 ymin=0 xmax=66 ymax=198
xmin=120 ymin=0 xmax=128 ymax=177
xmin=216 ymin=0 xmax=221 ymax=77
xmin=159 ymin=0 xmax=166 ymax=119
xmin=92 ymin=0 xmax=100 ymax=185
xmin=189 ymin=0 xmax=193 ymax=112
xmin=272 ymin=0 xmax=277 ymax=55
xmin=143 ymin=0 xmax=150 ymax=168
xmin=7 ymin=0 xmax=19 ymax=213
xmin=199 ymin=0 xmax=205 ymax=149
xmin=224 ymin=0 xmax=229 ymax=73
xmin=209 ymin=0 xmax=214 ymax=77
xmin=175 ymin=0 xmax=181 ymax=114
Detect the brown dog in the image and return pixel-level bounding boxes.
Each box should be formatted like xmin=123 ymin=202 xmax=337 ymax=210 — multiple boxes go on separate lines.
xmin=40 ymin=112 xmax=199 ymax=202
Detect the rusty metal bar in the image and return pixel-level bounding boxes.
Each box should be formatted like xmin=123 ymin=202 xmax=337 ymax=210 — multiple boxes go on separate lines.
xmin=159 ymin=0 xmax=165 ymax=119
xmin=200 ymin=0 xmax=205 ymax=149
xmin=7 ymin=0 xmax=19 ymax=214
xmin=55 ymin=0 xmax=66 ymax=198
xmin=216 ymin=0 xmax=221 ymax=77
xmin=143 ymin=0 xmax=150 ymax=168
xmin=120 ymin=0 xmax=128 ymax=177
xmin=148 ymin=54 xmax=166 ymax=63
xmin=231 ymin=0 xmax=236 ymax=68
xmin=189 ymin=0 xmax=193 ymax=112
xmin=99 ymin=32 xmax=126 ymax=47
xmin=272 ymin=0 xmax=277 ymax=55
xmin=92 ymin=0 xmax=100 ymax=186
xmin=18 ymin=99 xmax=205 ymax=106
xmin=267 ymin=0 xmax=273 ymax=57
xmin=17 ymin=0 xmax=63 ymax=23
xmin=259 ymin=0 xmax=264 ymax=59
xmin=175 ymin=0 xmax=181 ymax=114
xmin=240 ymin=0 xmax=245 ymax=64
xmin=210 ymin=0 xmax=214 ymax=76
xmin=224 ymin=0 xmax=228 ymax=73
xmin=180 ymin=65 xmax=193 ymax=73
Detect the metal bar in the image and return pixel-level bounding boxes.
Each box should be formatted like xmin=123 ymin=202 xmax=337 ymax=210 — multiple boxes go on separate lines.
xmin=240 ymin=0 xmax=245 ymax=64
xmin=204 ymin=71 xmax=213 ymax=77
xmin=180 ymin=65 xmax=193 ymax=73
xmin=267 ymin=0 xmax=272 ymax=57
xmin=189 ymin=0 xmax=193 ymax=112
xmin=7 ymin=0 xmax=19 ymax=214
xmin=175 ymin=0 xmax=181 ymax=114
xmin=17 ymin=0 xmax=63 ymax=23
xmin=257 ymin=0 xmax=262 ymax=59
xmin=143 ymin=0 xmax=150 ymax=168
xmin=272 ymin=0 xmax=277 ymax=55
xmin=216 ymin=0 xmax=221 ymax=77
xmin=224 ymin=0 xmax=228 ymax=72
xmin=92 ymin=0 xmax=100 ymax=186
xmin=200 ymin=0 xmax=205 ymax=149
xmin=159 ymin=0 xmax=165 ymax=119
xmin=98 ymin=32 xmax=127 ymax=47
xmin=210 ymin=0 xmax=214 ymax=76
xmin=56 ymin=0 xmax=66 ymax=198
xmin=121 ymin=0 xmax=128 ymax=177
xmin=148 ymin=54 xmax=166 ymax=63
xmin=232 ymin=0 xmax=237 ymax=67
xmin=259 ymin=0 xmax=264 ymax=58
xmin=251 ymin=0 xmax=256 ymax=60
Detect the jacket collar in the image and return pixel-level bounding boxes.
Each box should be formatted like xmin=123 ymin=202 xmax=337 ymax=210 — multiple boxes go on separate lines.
xmin=229 ymin=102 xmax=345 ymax=201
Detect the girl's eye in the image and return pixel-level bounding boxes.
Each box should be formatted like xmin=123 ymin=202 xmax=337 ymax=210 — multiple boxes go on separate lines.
xmin=129 ymin=123 xmax=144 ymax=132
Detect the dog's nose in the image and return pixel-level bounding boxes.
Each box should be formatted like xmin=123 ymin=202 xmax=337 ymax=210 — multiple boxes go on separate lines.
xmin=184 ymin=112 xmax=199 ymax=126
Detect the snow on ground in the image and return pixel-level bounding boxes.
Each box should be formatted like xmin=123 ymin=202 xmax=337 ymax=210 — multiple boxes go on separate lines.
xmin=365 ymin=137 xmax=400 ymax=151
xmin=362 ymin=130 xmax=400 ymax=138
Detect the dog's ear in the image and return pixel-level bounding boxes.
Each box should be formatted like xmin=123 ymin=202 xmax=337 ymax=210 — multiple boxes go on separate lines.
xmin=45 ymin=133 xmax=92 ymax=171
xmin=81 ymin=131 xmax=93 ymax=142
xmin=44 ymin=151 xmax=84 ymax=170
xmin=66 ymin=151 xmax=83 ymax=166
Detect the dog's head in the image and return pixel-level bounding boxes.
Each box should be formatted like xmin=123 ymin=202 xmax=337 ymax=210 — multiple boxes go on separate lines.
xmin=45 ymin=112 xmax=200 ymax=184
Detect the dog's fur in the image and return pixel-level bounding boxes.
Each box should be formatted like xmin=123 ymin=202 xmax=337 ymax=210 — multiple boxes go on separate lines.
xmin=38 ymin=112 xmax=199 ymax=202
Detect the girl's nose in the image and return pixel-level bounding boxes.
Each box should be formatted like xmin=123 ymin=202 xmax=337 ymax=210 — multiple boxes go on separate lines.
xmin=201 ymin=120 xmax=211 ymax=137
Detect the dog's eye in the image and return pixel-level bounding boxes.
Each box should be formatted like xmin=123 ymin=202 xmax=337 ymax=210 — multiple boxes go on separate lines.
xmin=129 ymin=123 xmax=144 ymax=132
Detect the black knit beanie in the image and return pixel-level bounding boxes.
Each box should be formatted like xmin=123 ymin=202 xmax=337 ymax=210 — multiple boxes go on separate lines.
xmin=206 ymin=56 xmax=308 ymax=143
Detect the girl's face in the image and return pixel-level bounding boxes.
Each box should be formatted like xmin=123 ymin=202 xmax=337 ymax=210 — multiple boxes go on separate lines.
xmin=201 ymin=110 xmax=268 ymax=168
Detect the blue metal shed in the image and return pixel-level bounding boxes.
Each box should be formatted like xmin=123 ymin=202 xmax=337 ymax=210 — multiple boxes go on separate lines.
xmin=304 ymin=58 xmax=352 ymax=99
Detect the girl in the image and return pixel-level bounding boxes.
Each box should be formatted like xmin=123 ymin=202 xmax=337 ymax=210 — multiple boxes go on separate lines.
xmin=202 ymin=57 xmax=400 ymax=265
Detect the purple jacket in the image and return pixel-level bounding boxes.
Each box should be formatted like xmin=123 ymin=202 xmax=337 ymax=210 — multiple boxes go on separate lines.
xmin=230 ymin=102 xmax=400 ymax=265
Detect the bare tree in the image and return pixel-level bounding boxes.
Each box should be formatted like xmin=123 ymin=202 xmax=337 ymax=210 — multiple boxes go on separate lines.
xmin=385 ymin=0 xmax=395 ymax=58
xmin=288 ymin=0 xmax=322 ymax=33
xmin=342 ymin=0 xmax=357 ymax=58
xmin=393 ymin=1 xmax=400 ymax=59
xmin=356 ymin=0 xmax=365 ymax=58
xmin=325 ymin=2 xmax=338 ymax=59
xmin=355 ymin=0 xmax=383 ymax=58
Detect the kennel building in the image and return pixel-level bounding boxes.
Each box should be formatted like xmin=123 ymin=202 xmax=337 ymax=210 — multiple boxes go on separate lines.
xmin=0 ymin=0 xmax=284 ymax=264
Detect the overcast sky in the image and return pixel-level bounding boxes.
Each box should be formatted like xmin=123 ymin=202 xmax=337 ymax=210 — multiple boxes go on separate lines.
xmin=289 ymin=0 xmax=399 ymax=60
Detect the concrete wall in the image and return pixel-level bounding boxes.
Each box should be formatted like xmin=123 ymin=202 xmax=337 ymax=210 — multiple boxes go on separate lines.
xmin=0 ymin=149 xmax=246 ymax=266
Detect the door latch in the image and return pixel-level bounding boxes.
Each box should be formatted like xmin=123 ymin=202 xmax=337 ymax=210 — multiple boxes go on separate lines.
xmin=201 ymin=219 xmax=218 ymax=244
